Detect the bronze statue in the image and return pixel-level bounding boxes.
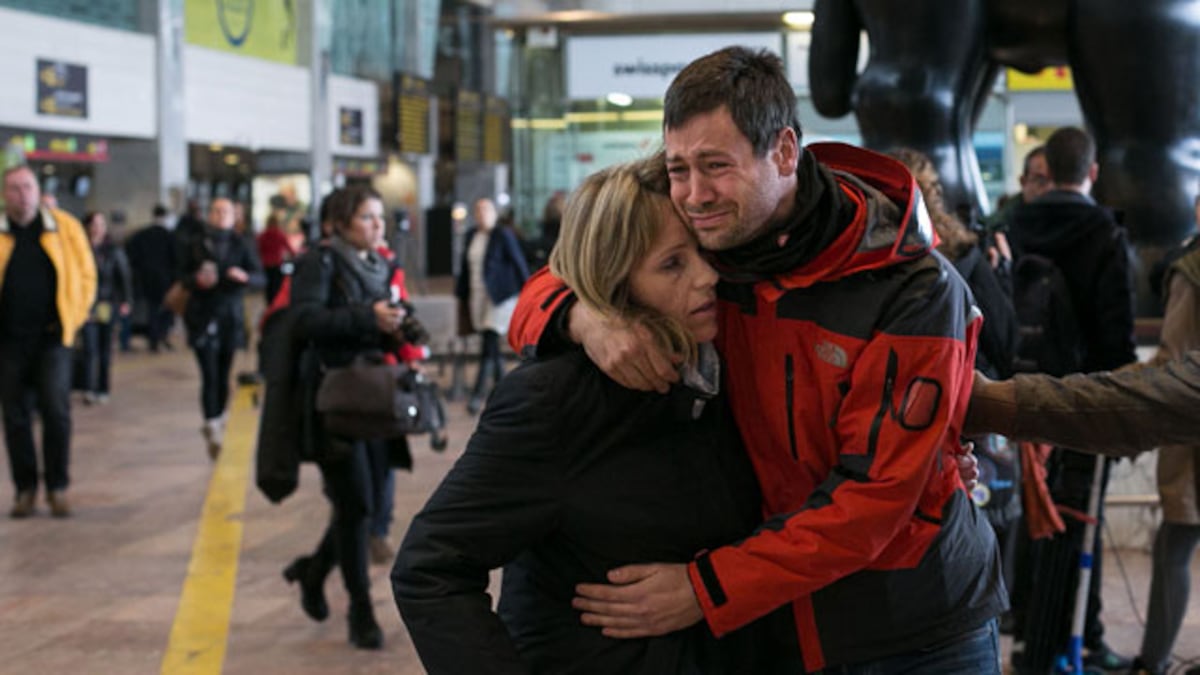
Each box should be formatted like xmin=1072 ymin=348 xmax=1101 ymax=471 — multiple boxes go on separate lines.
xmin=811 ymin=0 xmax=1200 ymax=309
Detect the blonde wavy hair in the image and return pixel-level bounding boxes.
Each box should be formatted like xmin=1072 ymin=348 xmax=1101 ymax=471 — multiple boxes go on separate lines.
xmin=549 ymin=153 xmax=699 ymax=364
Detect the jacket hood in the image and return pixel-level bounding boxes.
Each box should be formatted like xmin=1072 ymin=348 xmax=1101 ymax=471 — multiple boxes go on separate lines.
xmin=1009 ymin=190 xmax=1116 ymax=256
xmin=723 ymin=143 xmax=931 ymax=297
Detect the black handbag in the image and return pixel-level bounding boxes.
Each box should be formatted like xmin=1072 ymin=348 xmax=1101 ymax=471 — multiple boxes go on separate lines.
xmin=316 ymin=355 xmax=440 ymax=440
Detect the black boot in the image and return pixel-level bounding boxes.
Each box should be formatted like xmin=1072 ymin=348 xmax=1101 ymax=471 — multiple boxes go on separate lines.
xmin=348 ymin=599 xmax=383 ymax=650
xmin=282 ymin=556 xmax=329 ymax=622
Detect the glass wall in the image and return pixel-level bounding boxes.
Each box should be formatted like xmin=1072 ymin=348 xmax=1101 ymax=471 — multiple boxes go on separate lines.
xmin=0 ymin=0 xmax=144 ymax=31
xmin=330 ymin=0 xmax=440 ymax=80
xmin=505 ymin=30 xmax=1015 ymax=234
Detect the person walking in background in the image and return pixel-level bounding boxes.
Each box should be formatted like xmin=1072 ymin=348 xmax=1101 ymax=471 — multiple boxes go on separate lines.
xmin=455 ymin=197 xmax=529 ymax=415
xmin=80 ymin=211 xmax=132 ymax=404
xmin=0 ymin=165 xmax=96 ymax=518
xmin=126 ymin=205 xmax=178 ymax=352
xmin=281 ymin=186 xmax=415 ymax=650
xmin=179 ymin=197 xmax=264 ymax=460
xmin=258 ymin=197 xmax=297 ymax=305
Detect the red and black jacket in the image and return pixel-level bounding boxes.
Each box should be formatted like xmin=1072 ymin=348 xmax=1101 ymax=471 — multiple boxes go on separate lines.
xmin=511 ymin=143 xmax=1006 ymax=671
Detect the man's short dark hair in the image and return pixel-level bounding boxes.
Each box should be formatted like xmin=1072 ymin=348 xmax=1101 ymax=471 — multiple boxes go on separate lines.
xmin=1021 ymin=145 xmax=1046 ymax=177
xmin=1045 ymin=127 xmax=1095 ymax=185
xmin=663 ymin=46 xmax=802 ymax=157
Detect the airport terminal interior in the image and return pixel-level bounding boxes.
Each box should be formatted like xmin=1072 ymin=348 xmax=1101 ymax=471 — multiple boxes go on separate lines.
xmin=1 ymin=0 xmax=1199 ymax=673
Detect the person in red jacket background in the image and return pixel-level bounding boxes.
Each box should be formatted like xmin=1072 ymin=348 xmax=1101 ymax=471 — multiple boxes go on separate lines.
xmin=510 ymin=46 xmax=1006 ymax=673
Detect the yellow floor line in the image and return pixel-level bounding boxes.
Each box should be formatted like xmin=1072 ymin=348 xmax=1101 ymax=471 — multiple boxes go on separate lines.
xmin=161 ymin=386 xmax=259 ymax=675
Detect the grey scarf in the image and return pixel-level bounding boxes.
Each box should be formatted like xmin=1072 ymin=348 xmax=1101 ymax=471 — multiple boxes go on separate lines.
xmin=327 ymin=234 xmax=390 ymax=299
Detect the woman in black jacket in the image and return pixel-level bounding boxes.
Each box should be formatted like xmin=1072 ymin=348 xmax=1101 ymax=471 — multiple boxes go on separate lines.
xmin=281 ymin=186 xmax=413 ymax=650
xmin=177 ymin=198 xmax=264 ymax=459
xmin=455 ymin=197 xmax=530 ymax=414
xmin=80 ymin=211 xmax=132 ymax=404
xmin=393 ymin=158 xmax=795 ymax=673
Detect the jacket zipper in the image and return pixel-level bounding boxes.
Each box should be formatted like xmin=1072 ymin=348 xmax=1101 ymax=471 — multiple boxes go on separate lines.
xmin=785 ymin=354 xmax=798 ymax=461
xmin=867 ymin=350 xmax=898 ymax=458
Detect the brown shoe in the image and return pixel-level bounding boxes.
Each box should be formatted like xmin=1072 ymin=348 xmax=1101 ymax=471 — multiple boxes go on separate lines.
xmin=369 ymin=536 xmax=394 ymax=565
xmin=47 ymin=491 xmax=70 ymax=518
xmin=10 ymin=490 xmax=35 ymax=518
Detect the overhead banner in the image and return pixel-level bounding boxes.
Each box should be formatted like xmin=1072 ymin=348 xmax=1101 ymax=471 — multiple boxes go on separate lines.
xmin=185 ymin=0 xmax=298 ymax=65
xmin=566 ymin=33 xmax=781 ymax=100
xmin=36 ymin=59 xmax=88 ymax=118
xmin=1007 ymin=66 xmax=1074 ymax=92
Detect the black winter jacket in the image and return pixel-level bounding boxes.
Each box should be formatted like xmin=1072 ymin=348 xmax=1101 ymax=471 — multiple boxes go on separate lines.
xmin=91 ymin=239 xmax=133 ymax=309
xmin=178 ymin=227 xmax=264 ymax=348
xmin=392 ymin=349 xmax=799 ymax=674
xmin=1009 ymin=190 xmax=1137 ymax=372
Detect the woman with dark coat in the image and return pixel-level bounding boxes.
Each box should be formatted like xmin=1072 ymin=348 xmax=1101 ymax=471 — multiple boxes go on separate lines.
xmin=177 ymin=197 xmax=264 ymax=459
xmin=455 ymin=197 xmax=530 ymax=414
xmin=394 ymin=159 xmax=793 ymax=674
xmin=80 ymin=211 xmax=133 ymax=403
xmin=281 ymin=186 xmax=413 ymax=650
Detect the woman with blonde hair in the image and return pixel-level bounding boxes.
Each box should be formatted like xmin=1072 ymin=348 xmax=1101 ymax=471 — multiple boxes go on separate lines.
xmin=393 ymin=156 xmax=790 ymax=673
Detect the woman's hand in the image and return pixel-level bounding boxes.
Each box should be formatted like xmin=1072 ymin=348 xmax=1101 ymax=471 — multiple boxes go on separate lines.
xmin=373 ymin=300 xmax=405 ymax=334
xmin=225 ymin=266 xmax=249 ymax=284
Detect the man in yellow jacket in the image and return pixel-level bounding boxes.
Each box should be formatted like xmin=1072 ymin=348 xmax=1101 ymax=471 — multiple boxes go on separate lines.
xmin=0 ymin=165 xmax=96 ymax=518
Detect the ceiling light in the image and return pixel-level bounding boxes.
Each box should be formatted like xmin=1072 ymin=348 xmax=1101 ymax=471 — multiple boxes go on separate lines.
xmin=782 ymin=11 xmax=814 ymax=30
xmin=606 ymin=92 xmax=633 ymax=107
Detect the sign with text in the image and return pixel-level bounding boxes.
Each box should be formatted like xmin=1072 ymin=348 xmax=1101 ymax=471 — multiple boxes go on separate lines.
xmin=36 ymin=59 xmax=88 ymax=118
xmin=1007 ymin=66 xmax=1074 ymax=91
xmin=338 ymin=107 xmax=363 ymax=146
xmin=566 ymin=33 xmax=781 ymax=100
xmin=483 ymin=96 xmax=508 ymax=164
xmin=2 ymin=128 xmax=109 ymax=163
xmin=396 ymin=74 xmax=431 ymax=155
xmin=455 ymin=89 xmax=482 ymax=163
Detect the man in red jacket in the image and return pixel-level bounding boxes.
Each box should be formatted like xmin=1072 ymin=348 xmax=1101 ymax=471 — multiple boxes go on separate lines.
xmin=510 ymin=47 xmax=1007 ymax=672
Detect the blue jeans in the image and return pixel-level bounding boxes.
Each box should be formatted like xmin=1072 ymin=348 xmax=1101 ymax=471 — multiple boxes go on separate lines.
xmin=817 ymin=619 xmax=1001 ymax=675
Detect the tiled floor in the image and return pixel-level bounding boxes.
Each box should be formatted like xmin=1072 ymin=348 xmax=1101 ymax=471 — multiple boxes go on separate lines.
xmin=0 ymin=336 xmax=1195 ymax=673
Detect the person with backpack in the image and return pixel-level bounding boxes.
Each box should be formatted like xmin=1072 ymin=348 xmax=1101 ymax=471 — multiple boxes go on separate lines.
xmin=1006 ymin=126 xmax=1138 ymax=673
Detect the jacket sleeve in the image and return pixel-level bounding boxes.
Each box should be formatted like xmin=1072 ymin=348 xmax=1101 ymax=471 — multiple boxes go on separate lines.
xmin=217 ymin=239 xmax=265 ymax=292
xmin=1086 ymin=228 xmax=1137 ymax=371
xmin=290 ymin=253 xmax=377 ymax=343
xmin=688 ymin=264 xmax=977 ymax=636
xmin=503 ymin=228 xmax=532 ymax=286
xmin=1010 ymin=352 xmax=1200 ymax=454
xmin=506 ymin=266 xmax=576 ymax=356
xmin=114 ymin=247 xmax=134 ymax=305
xmin=392 ymin=367 xmax=564 ymax=675
xmin=62 ymin=212 xmax=97 ymax=333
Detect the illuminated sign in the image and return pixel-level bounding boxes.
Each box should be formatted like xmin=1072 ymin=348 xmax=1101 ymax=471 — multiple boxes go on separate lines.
xmin=36 ymin=59 xmax=88 ymax=118
xmin=456 ymin=89 xmax=482 ymax=163
xmin=1007 ymin=66 xmax=1074 ymax=92
xmin=396 ymin=74 xmax=431 ymax=155
xmin=2 ymin=128 xmax=109 ymax=163
xmin=483 ymin=96 xmax=509 ymax=164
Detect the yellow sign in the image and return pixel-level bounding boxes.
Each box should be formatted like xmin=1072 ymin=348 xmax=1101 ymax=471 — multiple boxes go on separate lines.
xmin=1007 ymin=66 xmax=1074 ymax=92
xmin=185 ymin=0 xmax=298 ymax=65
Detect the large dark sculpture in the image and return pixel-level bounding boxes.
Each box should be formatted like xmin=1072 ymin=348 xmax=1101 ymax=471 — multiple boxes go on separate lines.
xmin=811 ymin=0 xmax=1200 ymax=309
